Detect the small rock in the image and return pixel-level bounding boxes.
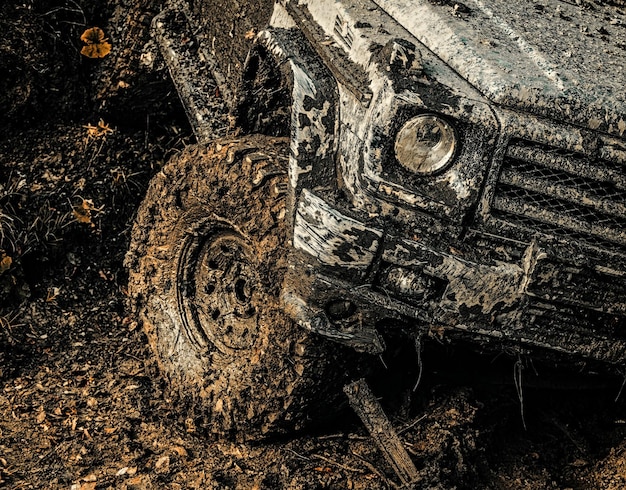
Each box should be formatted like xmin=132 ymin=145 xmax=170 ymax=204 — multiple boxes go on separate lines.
xmin=155 ymin=455 xmax=170 ymax=474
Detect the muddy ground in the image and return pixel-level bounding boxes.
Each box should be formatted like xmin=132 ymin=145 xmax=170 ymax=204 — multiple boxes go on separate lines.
xmin=3 ymin=1 xmax=626 ymax=489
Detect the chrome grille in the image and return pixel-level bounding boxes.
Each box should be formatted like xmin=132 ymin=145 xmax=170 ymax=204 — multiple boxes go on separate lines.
xmin=491 ymin=140 xmax=626 ymax=249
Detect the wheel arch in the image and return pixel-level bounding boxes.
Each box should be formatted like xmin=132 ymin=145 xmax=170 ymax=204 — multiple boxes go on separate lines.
xmin=236 ymin=26 xmax=341 ymax=224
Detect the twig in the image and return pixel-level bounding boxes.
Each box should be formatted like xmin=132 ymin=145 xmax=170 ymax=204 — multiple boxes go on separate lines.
xmin=316 ymin=433 xmax=369 ymax=441
xmin=317 ymin=433 xmax=346 ymax=440
xmin=311 ymin=453 xmax=365 ymax=474
xmin=41 ymin=7 xmax=84 ymax=18
xmin=145 ymin=113 xmax=150 ymax=150
xmin=350 ymin=450 xmax=400 ymax=489
xmin=412 ymin=334 xmax=424 ymax=392
xmin=514 ymin=357 xmax=527 ymax=431
xmin=378 ymin=354 xmax=389 ymax=370
xmin=397 ymin=414 xmax=427 ymax=436
xmin=285 ymin=448 xmax=310 ymax=461
xmin=546 ymin=413 xmax=586 ymax=454
xmin=615 ymin=372 xmax=626 ymax=402
xmin=124 ymin=353 xmax=144 ymax=363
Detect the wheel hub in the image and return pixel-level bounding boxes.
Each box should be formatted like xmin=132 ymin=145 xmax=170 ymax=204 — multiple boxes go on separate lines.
xmin=179 ymin=230 xmax=260 ymax=352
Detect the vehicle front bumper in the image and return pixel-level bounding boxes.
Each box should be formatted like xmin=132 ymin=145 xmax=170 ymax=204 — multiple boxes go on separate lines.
xmin=282 ymin=189 xmax=626 ymax=365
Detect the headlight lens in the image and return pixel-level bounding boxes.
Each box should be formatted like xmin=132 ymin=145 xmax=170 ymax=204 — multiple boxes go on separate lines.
xmin=394 ymin=115 xmax=457 ymax=174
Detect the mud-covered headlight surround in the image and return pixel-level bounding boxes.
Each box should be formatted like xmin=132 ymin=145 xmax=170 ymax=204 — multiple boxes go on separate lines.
xmin=394 ymin=115 xmax=457 ymax=175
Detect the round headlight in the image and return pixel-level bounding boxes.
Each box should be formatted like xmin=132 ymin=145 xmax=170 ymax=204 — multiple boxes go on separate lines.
xmin=394 ymin=115 xmax=457 ymax=174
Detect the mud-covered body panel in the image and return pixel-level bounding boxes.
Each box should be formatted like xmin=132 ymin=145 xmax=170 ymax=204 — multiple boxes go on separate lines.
xmin=374 ymin=0 xmax=626 ymax=137
xmin=156 ymin=0 xmax=626 ymax=364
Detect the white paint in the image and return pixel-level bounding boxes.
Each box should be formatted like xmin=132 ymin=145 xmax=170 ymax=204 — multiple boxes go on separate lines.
xmin=290 ymin=61 xmax=318 ymax=99
xmin=289 ymin=62 xmax=319 ymax=189
xmin=373 ymin=0 xmax=626 ymax=132
xmin=471 ymin=0 xmax=565 ymax=91
xmin=293 ymin=190 xmax=382 ymax=269
xmin=441 ymin=169 xmax=470 ymax=200
xmin=269 ymin=2 xmax=297 ymax=29
xmin=440 ymin=253 xmax=523 ymax=313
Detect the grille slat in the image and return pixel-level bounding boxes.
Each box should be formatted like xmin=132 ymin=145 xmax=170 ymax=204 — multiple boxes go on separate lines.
xmin=493 ymin=140 xmax=626 ymax=249
xmin=506 ymin=143 xmax=626 ymax=190
xmin=499 ymin=166 xmax=626 ymax=218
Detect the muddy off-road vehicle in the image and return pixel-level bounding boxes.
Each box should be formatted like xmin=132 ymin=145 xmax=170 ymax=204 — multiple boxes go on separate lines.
xmin=126 ymin=0 xmax=626 ymax=436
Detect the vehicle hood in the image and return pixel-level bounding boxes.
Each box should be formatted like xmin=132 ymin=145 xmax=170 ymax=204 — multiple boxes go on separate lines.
xmin=374 ymin=0 xmax=626 ymax=138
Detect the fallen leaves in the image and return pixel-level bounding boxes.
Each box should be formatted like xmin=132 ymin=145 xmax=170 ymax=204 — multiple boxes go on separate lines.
xmin=80 ymin=27 xmax=112 ymax=58
xmin=35 ymin=408 xmax=46 ymax=424
xmin=75 ymin=482 xmax=96 ymax=490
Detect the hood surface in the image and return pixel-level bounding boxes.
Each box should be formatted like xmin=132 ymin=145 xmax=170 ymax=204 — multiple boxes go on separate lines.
xmin=374 ymin=0 xmax=626 ymax=137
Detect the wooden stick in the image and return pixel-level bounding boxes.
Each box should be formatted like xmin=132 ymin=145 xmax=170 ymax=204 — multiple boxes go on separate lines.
xmin=344 ymin=379 xmax=420 ymax=488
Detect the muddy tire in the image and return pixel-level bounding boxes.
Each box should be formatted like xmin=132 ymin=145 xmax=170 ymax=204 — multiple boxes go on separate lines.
xmin=126 ymin=135 xmax=343 ymax=438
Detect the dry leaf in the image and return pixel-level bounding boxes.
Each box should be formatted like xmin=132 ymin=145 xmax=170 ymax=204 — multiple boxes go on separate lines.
xmin=0 ymin=253 xmax=12 ymax=274
xmin=73 ymin=202 xmax=92 ymax=225
xmin=46 ymin=287 xmax=60 ymax=303
xmin=82 ymin=43 xmax=111 ymax=58
xmin=80 ymin=26 xmax=105 ymax=44
xmin=73 ymin=198 xmax=103 ymax=227
xmin=80 ymin=27 xmax=112 ymax=58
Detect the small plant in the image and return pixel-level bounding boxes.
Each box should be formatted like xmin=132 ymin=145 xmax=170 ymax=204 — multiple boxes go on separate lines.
xmin=0 ymin=210 xmax=16 ymax=253
xmin=84 ymin=119 xmax=114 ymax=140
xmin=45 ymin=287 xmax=60 ymax=303
xmin=0 ymin=309 xmax=23 ymax=341
xmin=21 ymin=203 xmax=70 ymax=254
xmin=110 ymin=167 xmax=143 ymax=194
xmin=0 ymin=176 xmax=25 ymax=254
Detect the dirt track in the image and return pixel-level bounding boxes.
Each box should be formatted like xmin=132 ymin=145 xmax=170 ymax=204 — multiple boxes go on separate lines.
xmin=3 ymin=1 xmax=626 ymax=489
